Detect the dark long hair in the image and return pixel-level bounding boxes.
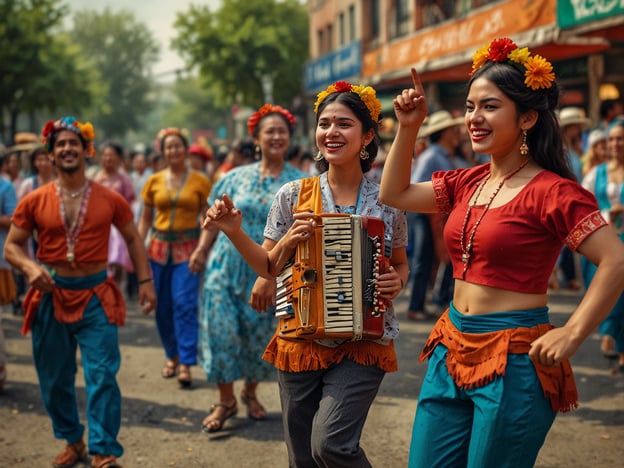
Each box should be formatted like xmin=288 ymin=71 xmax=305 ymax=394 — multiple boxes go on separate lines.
xmin=315 ymin=91 xmax=381 ymax=174
xmin=468 ymin=62 xmax=575 ymax=180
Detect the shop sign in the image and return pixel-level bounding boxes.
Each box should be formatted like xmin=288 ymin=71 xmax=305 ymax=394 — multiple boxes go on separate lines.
xmin=304 ymin=41 xmax=362 ymax=92
xmin=363 ymin=0 xmax=557 ymax=77
xmin=558 ymin=1 xmax=624 ymax=28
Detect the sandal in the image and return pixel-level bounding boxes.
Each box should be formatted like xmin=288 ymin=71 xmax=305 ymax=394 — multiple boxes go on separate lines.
xmin=91 ymin=454 xmax=122 ymax=468
xmin=52 ymin=439 xmax=87 ymax=468
xmin=177 ymin=365 xmax=192 ymax=389
xmin=201 ymin=399 xmax=238 ymax=433
xmin=241 ymin=390 xmax=267 ymax=420
xmin=161 ymin=359 xmax=178 ymax=379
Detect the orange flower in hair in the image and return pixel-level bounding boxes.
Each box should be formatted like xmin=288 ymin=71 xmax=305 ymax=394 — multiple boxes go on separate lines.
xmin=246 ymin=104 xmax=295 ymax=135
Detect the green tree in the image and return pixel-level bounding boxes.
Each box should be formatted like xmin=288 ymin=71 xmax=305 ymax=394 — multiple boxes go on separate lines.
xmin=69 ymin=8 xmax=160 ymax=141
xmin=0 ymin=0 xmax=94 ymax=143
xmin=172 ymin=0 xmax=309 ymax=108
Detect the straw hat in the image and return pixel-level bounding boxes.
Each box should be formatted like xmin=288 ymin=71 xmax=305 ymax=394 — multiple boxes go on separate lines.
xmin=558 ymin=107 xmax=592 ymax=129
xmin=9 ymin=132 xmax=40 ymax=152
xmin=418 ymin=111 xmax=464 ymax=138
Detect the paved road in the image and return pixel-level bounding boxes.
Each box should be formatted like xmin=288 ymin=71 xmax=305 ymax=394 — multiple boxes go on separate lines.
xmin=1 ymin=288 xmax=623 ymax=467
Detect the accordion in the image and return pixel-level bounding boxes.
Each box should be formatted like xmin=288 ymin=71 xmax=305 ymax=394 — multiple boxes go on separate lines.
xmin=274 ymin=213 xmax=392 ymax=341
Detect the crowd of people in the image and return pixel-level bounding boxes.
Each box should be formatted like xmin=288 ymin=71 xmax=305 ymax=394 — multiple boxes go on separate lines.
xmin=0 ymin=36 xmax=623 ymax=468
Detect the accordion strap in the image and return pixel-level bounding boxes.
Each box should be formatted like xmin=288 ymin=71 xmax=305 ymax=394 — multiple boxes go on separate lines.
xmin=296 ymin=176 xmax=323 ymax=213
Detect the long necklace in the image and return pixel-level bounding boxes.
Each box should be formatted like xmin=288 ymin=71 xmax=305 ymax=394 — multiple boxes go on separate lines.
xmin=459 ymin=159 xmax=530 ymax=273
xmin=56 ymin=181 xmax=91 ymax=266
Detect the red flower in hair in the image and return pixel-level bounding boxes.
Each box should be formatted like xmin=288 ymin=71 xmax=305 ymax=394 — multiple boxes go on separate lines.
xmin=41 ymin=121 xmax=55 ymax=138
xmin=334 ymin=81 xmax=352 ymax=92
xmin=488 ymin=37 xmax=517 ymax=62
xmin=247 ymin=104 xmax=295 ymax=135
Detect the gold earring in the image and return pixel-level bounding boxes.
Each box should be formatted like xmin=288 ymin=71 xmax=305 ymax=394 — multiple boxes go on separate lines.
xmin=314 ymin=150 xmax=324 ymax=161
xmin=360 ymin=147 xmax=370 ymax=160
xmin=520 ymin=129 xmax=529 ymax=157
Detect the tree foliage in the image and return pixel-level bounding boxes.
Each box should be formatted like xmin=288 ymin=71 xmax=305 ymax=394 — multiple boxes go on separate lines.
xmin=172 ymin=0 xmax=309 ymax=108
xmin=0 ymin=0 xmax=94 ymax=143
xmin=69 ymin=8 xmax=160 ymax=141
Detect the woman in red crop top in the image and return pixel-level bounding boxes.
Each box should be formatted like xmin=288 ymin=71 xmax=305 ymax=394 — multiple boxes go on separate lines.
xmin=381 ymin=37 xmax=624 ymax=468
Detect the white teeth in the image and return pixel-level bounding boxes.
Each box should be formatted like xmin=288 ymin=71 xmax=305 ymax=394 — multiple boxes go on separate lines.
xmin=326 ymin=143 xmax=343 ymax=148
xmin=472 ymin=131 xmax=489 ymax=137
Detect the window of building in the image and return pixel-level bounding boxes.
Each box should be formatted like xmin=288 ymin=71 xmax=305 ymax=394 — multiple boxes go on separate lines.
xmin=339 ymin=12 xmax=345 ymax=46
xmin=349 ymin=5 xmax=356 ymax=41
xmin=318 ymin=29 xmax=324 ymax=54
xmin=392 ymin=0 xmax=410 ymax=38
xmin=327 ymin=24 xmax=333 ymax=51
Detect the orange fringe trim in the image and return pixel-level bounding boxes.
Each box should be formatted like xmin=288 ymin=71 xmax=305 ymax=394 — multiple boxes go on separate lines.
xmin=263 ymin=331 xmax=398 ymax=373
xmin=419 ymin=311 xmax=578 ymax=413
xmin=22 ymin=276 xmax=126 ymax=335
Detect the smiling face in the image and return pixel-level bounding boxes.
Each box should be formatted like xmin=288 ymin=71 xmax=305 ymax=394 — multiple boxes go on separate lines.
xmin=465 ymin=77 xmax=525 ymax=159
xmin=608 ymin=123 xmax=624 ymax=163
xmin=50 ymin=129 xmax=86 ymax=174
xmin=101 ymin=146 xmax=122 ymax=173
xmin=162 ymin=134 xmax=187 ymax=169
xmin=316 ymin=102 xmax=373 ymax=170
xmin=255 ymin=115 xmax=290 ymax=162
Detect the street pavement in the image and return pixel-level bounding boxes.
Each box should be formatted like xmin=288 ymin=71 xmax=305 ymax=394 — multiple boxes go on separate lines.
xmin=0 ymin=287 xmax=623 ymax=467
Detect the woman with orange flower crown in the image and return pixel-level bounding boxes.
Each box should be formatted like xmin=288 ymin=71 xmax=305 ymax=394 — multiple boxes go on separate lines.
xmin=189 ymin=104 xmax=307 ymax=433
xmin=201 ymin=85 xmax=408 ymax=466
xmin=138 ymin=128 xmax=212 ymax=389
xmin=380 ymin=37 xmax=624 ymax=467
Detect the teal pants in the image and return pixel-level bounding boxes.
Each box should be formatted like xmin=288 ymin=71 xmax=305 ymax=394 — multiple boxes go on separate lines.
xmin=409 ymin=303 xmax=556 ymax=468
xmin=31 ymin=272 xmax=123 ymax=457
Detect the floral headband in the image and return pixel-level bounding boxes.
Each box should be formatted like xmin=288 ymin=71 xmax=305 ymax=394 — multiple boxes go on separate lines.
xmin=314 ymin=81 xmax=382 ymax=123
xmin=157 ymin=127 xmax=190 ymax=142
xmin=471 ymin=37 xmax=555 ymax=91
xmin=41 ymin=116 xmax=96 ymax=157
xmin=247 ymin=104 xmax=296 ymax=135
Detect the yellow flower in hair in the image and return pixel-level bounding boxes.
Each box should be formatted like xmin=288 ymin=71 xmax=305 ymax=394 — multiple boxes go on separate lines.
xmin=314 ymin=81 xmax=382 ymax=122
xmin=471 ymin=44 xmax=489 ymax=76
xmin=508 ymin=47 xmax=530 ymax=65
xmin=524 ymin=54 xmax=555 ymax=90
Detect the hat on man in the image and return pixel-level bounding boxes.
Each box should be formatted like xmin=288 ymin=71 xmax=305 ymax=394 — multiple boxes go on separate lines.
xmin=587 ymin=129 xmax=607 ymax=149
xmin=558 ymin=107 xmax=592 ymax=129
xmin=9 ymin=132 xmax=40 ymax=152
xmin=418 ymin=110 xmax=464 ymax=138
xmin=189 ymin=143 xmax=213 ymax=161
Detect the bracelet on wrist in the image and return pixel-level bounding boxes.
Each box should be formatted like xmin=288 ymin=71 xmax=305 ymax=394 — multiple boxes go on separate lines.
xmin=139 ymin=278 xmax=153 ymax=285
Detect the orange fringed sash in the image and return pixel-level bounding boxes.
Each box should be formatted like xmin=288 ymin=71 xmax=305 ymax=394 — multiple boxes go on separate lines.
xmin=263 ymin=332 xmax=398 ymax=373
xmin=419 ymin=311 xmax=578 ymax=413
xmin=21 ymin=276 xmax=126 ymax=335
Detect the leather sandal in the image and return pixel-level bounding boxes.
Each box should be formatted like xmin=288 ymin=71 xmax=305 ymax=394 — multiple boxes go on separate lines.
xmin=201 ymin=399 xmax=238 ymax=433
xmin=177 ymin=365 xmax=192 ymax=389
xmin=241 ymin=390 xmax=267 ymax=420
xmin=52 ymin=439 xmax=87 ymax=468
xmin=161 ymin=359 xmax=178 ymax=379
xmin=91 ymin=454 xmax=122 ymax=468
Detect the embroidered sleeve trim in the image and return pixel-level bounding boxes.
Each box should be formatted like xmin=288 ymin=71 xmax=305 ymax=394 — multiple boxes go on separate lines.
xmin=565 ymin=210 xmax=607 ymax=250
xmin=432 ymin=176 xmax=451 ymax=214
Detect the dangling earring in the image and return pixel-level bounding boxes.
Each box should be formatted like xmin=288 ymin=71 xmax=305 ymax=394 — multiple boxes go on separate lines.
xmin=255 ymin=145 xmax=261 ymax=160
xmin=519 ymin=129 xmax=529 ymax=157
xmin=314 ymin=150 xmax=324 ymax=161
xmin=360 ymin=146 xmax=370 ymax=160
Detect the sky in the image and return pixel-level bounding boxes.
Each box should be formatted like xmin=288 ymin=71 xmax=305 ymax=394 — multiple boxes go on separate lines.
xmin=64 ymin=0 xmax=223 ymax=78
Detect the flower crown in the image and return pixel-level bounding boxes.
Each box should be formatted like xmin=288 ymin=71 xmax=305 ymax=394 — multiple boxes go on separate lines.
xmin=41 ymin=116 xmax=96 ymax=157
xmin=314 ymin=81 xmax=382 ymax=122
xmin=247 ymin=104 xmax=296 ymax=135
xmin=471 ymin=37 xmax=555 ymax=91
xmin=157 ymin=127 xmax=190 ymax=142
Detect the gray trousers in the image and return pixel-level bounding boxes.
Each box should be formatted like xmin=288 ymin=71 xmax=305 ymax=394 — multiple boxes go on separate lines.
xmin=278 ymin=358 xmax=385 ymax=468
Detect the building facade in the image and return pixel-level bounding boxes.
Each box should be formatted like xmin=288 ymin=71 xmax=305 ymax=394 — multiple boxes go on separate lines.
xmin=305 ymin=0 xmax=624 ymax=126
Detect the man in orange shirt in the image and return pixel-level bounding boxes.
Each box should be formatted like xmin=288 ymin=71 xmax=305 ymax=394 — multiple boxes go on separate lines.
xmin=4 ymin=116 xmax=156 ymax=468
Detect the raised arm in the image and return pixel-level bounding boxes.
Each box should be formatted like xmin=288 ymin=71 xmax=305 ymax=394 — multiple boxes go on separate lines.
xmin=380 ymin=68 xmax=438 ymax=213
xmin=202 ymin=195 xmax=315 ymax=278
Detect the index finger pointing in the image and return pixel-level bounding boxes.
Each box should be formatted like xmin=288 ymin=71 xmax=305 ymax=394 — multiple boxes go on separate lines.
xmin=411 ymin=68 xmax=425 ymax=95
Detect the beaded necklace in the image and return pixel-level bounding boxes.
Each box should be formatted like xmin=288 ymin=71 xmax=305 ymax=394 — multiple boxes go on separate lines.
xmin=56 ymin=180 xmax=91 ymax=266
xmin=459 ymin=159 xmax=530 ymax=273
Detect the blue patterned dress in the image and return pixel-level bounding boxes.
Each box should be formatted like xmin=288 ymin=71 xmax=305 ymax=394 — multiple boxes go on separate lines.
xmin=200 ymin=162 xmax=307 ymax=383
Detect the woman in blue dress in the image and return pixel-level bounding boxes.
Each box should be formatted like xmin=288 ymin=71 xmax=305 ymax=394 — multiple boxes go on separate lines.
xmin=189 ymin=105 xmax=307 ymax=432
